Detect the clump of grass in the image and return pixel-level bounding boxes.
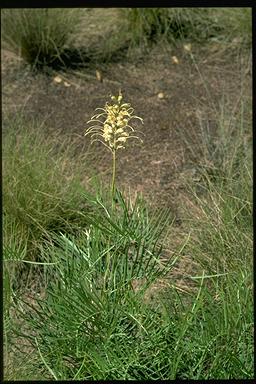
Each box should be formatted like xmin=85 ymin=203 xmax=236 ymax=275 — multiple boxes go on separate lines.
xmin=123 ymin=8 xmax=217 ymax=47
xmin=178 ymin=155 xmax=253 ymax=379
xmin=1 ymin=8 xmax=81 ymax=68
xmin=12 ymin=181 xmax=253 ymax=379
xmin=212 ymin=8 xmax=252 ymax=46
xmin=12 ymin=189 xmax=179 ymax=380
xmin=187 ymin=160 xmax=252 ymax=272
xmin=176 ymin=34 xmax=252 ymax=187
xmin=3 ymin=113 xmax=92 ymax=298
xmin=3 ymin=113 xmax=93 ymax=378
xmin=189 ymin=104 xmax=250 ymax=188
xmin=176 ymin=66 xmax=253 ymax=378
xmin=122 ymin=8 xmax=251 ymax=49
xmin=3 ymin=114 xmax=91 ymax=258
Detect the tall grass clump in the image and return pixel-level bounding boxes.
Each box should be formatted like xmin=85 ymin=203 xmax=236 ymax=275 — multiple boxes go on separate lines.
xmin=3 ymin=113 xmax=92 ymax=300
xmin=3 ymin=114 xmax=92 ymax=379
xmin=123 ymin=8 xmax=218 ymax=47
xmin=13 ymin=189 xmax=178 ymax=380
xmin=179 ymin=150 xmax=253 ymax=378
xmin=123 ymin=8 xmax=251 ymax=49
xmin=1 ymin=8 xmax=81 ymax=68
xmin=3 ymin=113 xmax=93 ymax=380
xmin=178 ymin=88 xmax=253 ymax=378
xmin=212 ymin=7 xmax=252 ymax=46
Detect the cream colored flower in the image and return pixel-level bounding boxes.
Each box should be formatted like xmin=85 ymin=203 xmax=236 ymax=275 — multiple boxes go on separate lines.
xmin=85 ymin=91 xmax=143 ymax=153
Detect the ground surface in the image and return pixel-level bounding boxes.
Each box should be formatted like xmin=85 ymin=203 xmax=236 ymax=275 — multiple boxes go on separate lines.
xmin=2 ymin=9 xmax=252 ymax=380
xmin=2 ymin=9 xmax=251 ymax=215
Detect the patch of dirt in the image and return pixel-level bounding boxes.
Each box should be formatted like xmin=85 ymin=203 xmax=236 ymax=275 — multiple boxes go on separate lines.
xmin=2 ymin=39 xmax=251 ymax=216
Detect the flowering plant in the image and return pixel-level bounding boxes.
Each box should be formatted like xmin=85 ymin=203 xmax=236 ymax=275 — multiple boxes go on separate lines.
xmin=85 ymin=91 xmax=143 ymax=200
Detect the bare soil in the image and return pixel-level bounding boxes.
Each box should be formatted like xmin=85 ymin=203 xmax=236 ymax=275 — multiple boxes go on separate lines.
xmin=2 ymin=38 xmax=251 ymax=215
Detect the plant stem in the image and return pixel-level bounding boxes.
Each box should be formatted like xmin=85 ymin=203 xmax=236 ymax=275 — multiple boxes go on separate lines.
xmin=111 ymin=150 xmax=116 ymax=202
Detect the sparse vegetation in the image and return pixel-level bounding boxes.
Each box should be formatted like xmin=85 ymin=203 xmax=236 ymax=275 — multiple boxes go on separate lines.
xmin=2 ymin=7 xmax=252 ymax=381
xmin=1 ymin=9 xmax=82 ymax=68
xmin=1 ymin=8 xmax=251 ymax=67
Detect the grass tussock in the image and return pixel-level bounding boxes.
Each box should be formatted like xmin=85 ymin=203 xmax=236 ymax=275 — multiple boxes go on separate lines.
xmin=123 ymin=8 xmax=252 ymax=49
xmin=12 ymin=190 xmax=178 ymax=380
xmin=1 ymin=8 xmax=82 ymax=68
xmin=176 ymin=86 xmax=253 ymax=379
xmin=3 ymin=114 xmax=93 ymax=310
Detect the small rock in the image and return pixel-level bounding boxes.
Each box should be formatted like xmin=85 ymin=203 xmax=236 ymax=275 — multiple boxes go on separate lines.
xmin=171 ymin=56 xmax=179 ymax=64
xmin=53 ymin=75 xmax=62 ymax=84
xmin=157 ymin=92 xmax=165 ymax=99
xmin=232 ymin=37 xmax=242 ymax=44
xmin=96 ymin=70 xmax=103 ymax=82
xmin=183 ymin=43 xmax=192 ymax=52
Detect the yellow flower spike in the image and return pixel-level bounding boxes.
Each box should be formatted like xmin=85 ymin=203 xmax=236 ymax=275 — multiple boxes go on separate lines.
xmin=116 ymin=128 xmax=124 ymax=134
xmin=86 ymin=92 xmax=143 ymax=153
xmin=85 ymin=92 xmax=143 ymax=201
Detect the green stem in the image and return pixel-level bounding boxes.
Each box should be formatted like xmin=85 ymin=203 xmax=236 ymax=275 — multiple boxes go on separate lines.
xmin=111 ymin=150 xmax=116 ymax=203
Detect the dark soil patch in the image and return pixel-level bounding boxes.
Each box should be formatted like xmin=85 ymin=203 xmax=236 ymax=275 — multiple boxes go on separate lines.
xmin=2 ymin=41 xmax=251 ymax=217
